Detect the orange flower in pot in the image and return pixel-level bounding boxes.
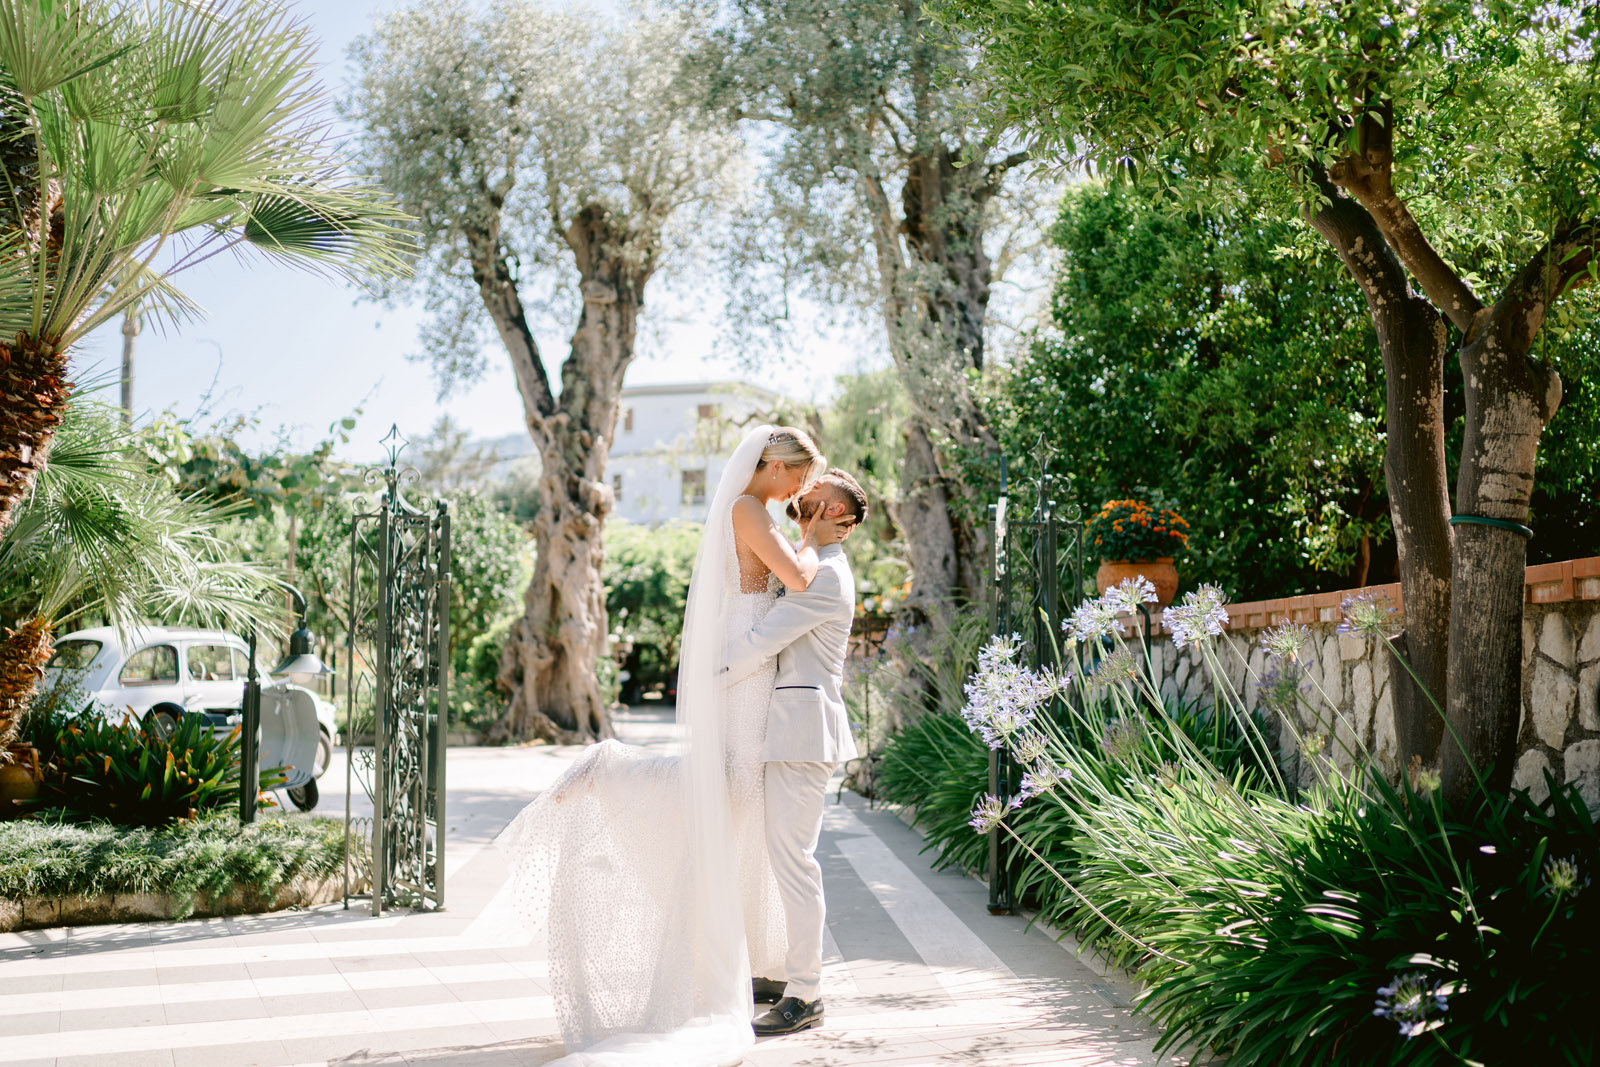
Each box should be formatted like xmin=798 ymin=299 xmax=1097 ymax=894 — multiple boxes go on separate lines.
xmin=1086 ymin=499 xmax=1189 ymax=607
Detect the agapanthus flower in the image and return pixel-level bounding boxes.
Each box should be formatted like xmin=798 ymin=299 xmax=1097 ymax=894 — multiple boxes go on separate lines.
xmin=1091 ymin=648 xmax=1140 ymax=683
xmin=1406 ymin=758 xmax=1441 ymax=798
xmin=884 ymin=619 xmax=920 ymax=652
xmin=1258 ymin=659 xmax=1310 ymax=718
xmin=1259 ymin=619 xmax=1313 ymax=662
xmin=1301 ymin=733 xmax=1327 ymax=758
xmin=1373 ymin=972 xmax=1450 ymax=1038
xmin=1543 ymin=855 xmax=1588 ymax=899
xmin=1101 ymin=717 xmax=1145 ymax=764
xmin=1163 ymin=584 xmax=1229 ymax=650
xmin=1011 ymin=729 xmax=1050 ymax=765
xmin=1018 ymin=760 xmax=1068 ymax=799
xmin=976 ymin=633 xmax=1024 ymax=674
xmin=960 ymin=637 xmax=1070 ymax=749
xmin=1066 ymin=596 xmax=1124 ymax=643
xmin=969 ymin=793 xmax=1008 ymax=834
xmin=1337 ymin=591 xmax=1397 ymax=639
xmin=1104 ymin=575 xmax=1158 ymax=615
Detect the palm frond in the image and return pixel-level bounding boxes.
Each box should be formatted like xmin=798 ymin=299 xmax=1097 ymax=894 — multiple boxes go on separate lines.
xmin=0 ymin=401 xmax=286 ymax=636
xmin=0 ymin=0 xmax=135 ymax=100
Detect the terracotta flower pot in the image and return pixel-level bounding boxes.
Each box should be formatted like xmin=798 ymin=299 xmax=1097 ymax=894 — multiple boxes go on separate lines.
xmin=1096 ymin=558 xmax=1179 ymax=608
xmin=0 ymin=744 xmax=42 ymax=819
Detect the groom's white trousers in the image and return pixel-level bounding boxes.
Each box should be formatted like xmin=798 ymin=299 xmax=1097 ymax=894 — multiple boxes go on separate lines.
xmin=763 ymin=760 xmax=836 ymax=1002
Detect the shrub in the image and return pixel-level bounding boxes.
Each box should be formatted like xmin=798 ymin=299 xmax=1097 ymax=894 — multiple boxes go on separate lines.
xmin=880 ymin=577 xmax=1600 ymax=1064
xmin=1085 ymin=498 xmax=1189 ymax=561
xmin=0 ymin=810 xmax=345 ymax=917
xmin=28 ymin=708 xmax=283 ymax=827
xmin=604 ymin=520 xmax=699 ymax=698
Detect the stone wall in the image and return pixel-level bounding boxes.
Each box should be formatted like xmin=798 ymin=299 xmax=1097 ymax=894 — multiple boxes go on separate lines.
xmin=1140 ymin=557 xmax=1600 ymax=807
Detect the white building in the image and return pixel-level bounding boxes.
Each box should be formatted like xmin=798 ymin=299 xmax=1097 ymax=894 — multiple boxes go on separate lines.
xmin=608 ymin=381 xmax=784 ymax=524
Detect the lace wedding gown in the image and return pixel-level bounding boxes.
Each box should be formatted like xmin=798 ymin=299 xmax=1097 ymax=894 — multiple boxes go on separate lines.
xmin=495 ymin=471 xmax=787 ymax=1066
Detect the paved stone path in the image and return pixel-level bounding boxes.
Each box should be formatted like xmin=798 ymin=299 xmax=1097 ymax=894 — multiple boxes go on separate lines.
xmin=0 ymin=709 xmax=1181 ymax=1067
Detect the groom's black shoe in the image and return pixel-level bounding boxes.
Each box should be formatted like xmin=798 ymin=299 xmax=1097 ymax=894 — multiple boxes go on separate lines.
xmin=752 ymin=977 xmax=787 ymax=1005
xmin=752 ymin=996 xmax=823 ymax=1035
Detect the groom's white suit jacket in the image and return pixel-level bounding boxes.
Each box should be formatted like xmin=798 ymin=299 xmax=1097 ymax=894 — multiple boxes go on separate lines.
xmin=721 ymin=543 xmax=860 ymax=764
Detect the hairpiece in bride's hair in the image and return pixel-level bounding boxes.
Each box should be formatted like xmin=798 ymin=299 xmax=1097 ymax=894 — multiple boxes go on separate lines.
xmin=768 ymin=432 xmax=778 ymax=445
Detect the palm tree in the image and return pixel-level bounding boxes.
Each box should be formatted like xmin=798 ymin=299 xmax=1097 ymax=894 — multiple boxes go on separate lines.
xmin=0 ymin=401 xmax=285 ymax=748
xmin=0 ymin=0 xmax=411 ymax=533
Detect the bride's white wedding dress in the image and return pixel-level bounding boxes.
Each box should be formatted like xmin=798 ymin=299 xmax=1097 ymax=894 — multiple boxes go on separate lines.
xmin=495 ymin=429 xmax=788 ymax=1067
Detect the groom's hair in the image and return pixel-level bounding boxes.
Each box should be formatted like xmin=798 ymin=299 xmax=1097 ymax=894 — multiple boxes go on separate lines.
xmin=787 ymin=468 xmax=869 ymax=527
xmin=821 ymin=469 xmax=869 ymax=527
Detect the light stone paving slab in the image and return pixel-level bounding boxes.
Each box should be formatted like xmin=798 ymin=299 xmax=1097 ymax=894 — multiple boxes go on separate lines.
xmin=0 ymin=710 xmax=1191 ymax=1067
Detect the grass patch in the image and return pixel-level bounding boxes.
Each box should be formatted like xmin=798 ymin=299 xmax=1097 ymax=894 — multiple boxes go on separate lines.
xmin=0 ymin=811 xmax=346 ymax=917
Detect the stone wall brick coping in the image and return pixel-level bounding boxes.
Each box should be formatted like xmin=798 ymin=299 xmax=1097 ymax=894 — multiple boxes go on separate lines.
xmin=1143 ymin=557 xmax=1600 ymax=635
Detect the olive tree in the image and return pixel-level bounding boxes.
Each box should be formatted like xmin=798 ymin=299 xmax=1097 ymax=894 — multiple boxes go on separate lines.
xmin=346 ymin=1 xmax=738 ymax=740
xmin=945 ymin=0 xmax=1600 ymax=801
xmin=693 ymin=0 xmax=1041 ymax=620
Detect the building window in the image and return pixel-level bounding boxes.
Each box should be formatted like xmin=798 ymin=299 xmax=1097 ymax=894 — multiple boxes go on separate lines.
xmin=697 ymin=403 xmax=717 ymax=421
xmin=612 ymin=473 xmax=624 ymax=502
xmin=623 ymin=407 xmax=634 ymax=432
xmin=681 ymin=469 xmax=706 ymax=505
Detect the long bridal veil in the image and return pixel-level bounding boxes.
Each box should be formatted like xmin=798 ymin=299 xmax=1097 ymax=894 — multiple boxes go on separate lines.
xmin=495 ymin=426 xmax=774 ymax=1067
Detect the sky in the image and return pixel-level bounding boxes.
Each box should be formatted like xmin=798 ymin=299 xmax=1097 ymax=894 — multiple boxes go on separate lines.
xmin=68 ymin=2 xmax=879 ymax=461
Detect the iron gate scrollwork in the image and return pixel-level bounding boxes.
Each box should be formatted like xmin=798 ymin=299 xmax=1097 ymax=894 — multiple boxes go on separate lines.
xmin=985 ymin=436 xmax=1085 ymax=915
xmin=344 ymin=427 xmax=451 ymax=915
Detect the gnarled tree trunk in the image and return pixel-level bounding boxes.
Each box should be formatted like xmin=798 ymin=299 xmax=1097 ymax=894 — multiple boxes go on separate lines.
xmin=861 ymin=144 xmax=1011 ymax=624
xmin=467 ymin=202 xmax=653 ymax=742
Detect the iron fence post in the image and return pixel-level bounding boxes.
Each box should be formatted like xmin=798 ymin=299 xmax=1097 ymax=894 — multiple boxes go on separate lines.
xmin=240 ymin=628 xmax=260 ymax=825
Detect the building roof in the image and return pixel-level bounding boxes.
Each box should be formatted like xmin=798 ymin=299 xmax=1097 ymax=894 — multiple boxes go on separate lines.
xmin=618 ymin=379 xmax=784 ymax=402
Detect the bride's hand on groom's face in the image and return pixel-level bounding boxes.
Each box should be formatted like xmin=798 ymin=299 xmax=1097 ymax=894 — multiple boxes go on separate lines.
xmin=805 ymin=509 xmax=853 ymax=547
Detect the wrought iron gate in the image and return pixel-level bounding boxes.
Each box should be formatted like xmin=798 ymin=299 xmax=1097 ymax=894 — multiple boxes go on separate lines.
xmin=344 ymin=427 xmax=452 ymax=915
xmin=985 ymin=437 xmax=1085 ymax=914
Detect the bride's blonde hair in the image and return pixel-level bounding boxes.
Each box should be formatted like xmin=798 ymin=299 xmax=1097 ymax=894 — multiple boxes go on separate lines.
xmin=758 ymin=426 xmax=825 ymax=489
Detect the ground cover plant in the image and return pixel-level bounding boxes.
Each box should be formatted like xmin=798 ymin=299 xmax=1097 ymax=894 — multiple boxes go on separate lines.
xmin=0 ymin=811 xmax=345 ymax=918
xmin=881 ymin=577 xmax=1598 ymax=1064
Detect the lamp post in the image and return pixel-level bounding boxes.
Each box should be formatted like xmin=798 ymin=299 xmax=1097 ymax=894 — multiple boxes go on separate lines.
xmin=241 ymin=584 xmax=332 ymax=825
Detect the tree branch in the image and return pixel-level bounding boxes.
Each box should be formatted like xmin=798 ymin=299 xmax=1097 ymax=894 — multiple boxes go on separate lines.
xmin=1497 ymin=217 xmax=1600 ymax=353
xmin=1327 ymin=102 xmax=1483 ymax=332
xmin=463 ymin=210 xmax=556 ymax=425
xmin=1304 ymin=163 xmax=1410 ymax=303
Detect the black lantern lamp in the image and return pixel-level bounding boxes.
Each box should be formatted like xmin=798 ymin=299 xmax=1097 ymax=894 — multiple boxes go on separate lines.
xmin=271 ymin=586 xmax=333 ymax=680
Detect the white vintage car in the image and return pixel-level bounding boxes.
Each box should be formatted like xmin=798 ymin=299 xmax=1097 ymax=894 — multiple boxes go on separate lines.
xmin=42 ymin=626 xmax=341 ymax=810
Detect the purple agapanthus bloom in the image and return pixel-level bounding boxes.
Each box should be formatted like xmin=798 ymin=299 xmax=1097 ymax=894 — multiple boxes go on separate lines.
xmin=1011 ymin=729 xmax=1049 ymax=765
xmin=1337 ymin=591 xmax=1397 ymax=638
xmin=1162 ymin=584 xmax=1229 ymax=649
xmin=969 ymin=793 xmax=1008 ymax=834
xmin=960 ymin=636 xmax=1070 ymax=749
xmin=1373 ymin=972 xmax=1450 ymax=1038
xmin=1104 ymin=575 xmax=1158 ymax=615
xmin=1018 ymin=760 xmax=1068 ymax=799
xmin=1259 ymin=619 xmax=1313 ymax=662
xmin=1066 ymin=596 xmax=1125 ymax=643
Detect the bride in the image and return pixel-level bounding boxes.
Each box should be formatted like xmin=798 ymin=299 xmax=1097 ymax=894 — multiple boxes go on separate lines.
xmin=495 ymin=424 xmax=839 ymax=1067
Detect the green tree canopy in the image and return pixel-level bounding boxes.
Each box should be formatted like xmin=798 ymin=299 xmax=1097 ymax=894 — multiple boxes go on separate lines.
xmin=943 ymin=0 xmax=1600 ymax=799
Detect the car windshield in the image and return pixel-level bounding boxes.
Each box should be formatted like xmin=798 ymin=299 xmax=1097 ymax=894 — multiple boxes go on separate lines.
xmin=46 ymin=640 xmax=102 ymax=671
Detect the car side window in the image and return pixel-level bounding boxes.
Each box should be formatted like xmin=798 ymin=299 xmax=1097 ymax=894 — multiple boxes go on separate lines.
xmin=187 ymin=644 xmax=236 ymax=682
xmin=120 ymin=645 xmax=178 ymax=686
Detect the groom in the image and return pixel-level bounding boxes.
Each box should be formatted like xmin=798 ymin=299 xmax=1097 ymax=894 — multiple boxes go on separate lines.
xmin=721 ymin=468 xmax=869 ymax=1036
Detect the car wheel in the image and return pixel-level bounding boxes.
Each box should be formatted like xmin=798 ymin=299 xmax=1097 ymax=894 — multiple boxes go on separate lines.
xmin=287 ymin=776 xmax=319 ymax=812
xmin=144 ymin=706 xmax=182 ymax=741
xmin=315 ymin=729 xmax=332 ymax=778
